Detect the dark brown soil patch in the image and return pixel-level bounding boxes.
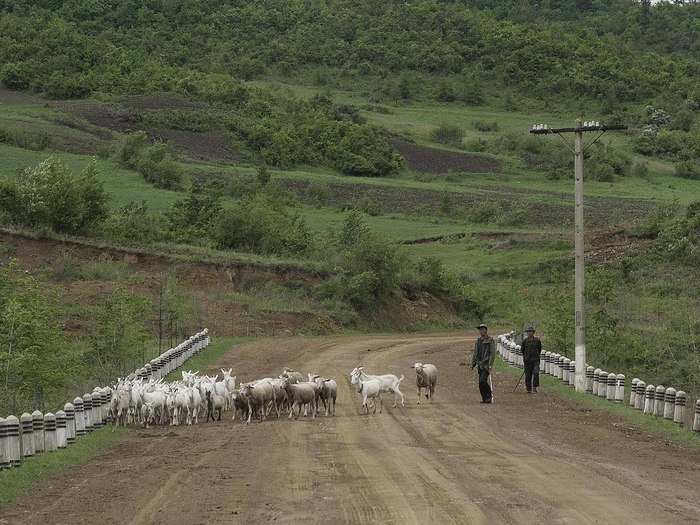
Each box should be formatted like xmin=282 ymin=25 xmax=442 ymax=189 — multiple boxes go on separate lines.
xmin=148 ymin=128 xmax=241 ymax=162
xmin=50 ymin=100 xmax=140 ymax=133
xmin=392 ymin=139 xmax=500 ymax=174
xmin=0 ymin=88 xmax=44 ymax=105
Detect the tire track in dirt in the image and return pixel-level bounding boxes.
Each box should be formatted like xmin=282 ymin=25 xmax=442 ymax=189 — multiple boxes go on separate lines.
xmin=5 ymin=334 xmax=700 ymax=525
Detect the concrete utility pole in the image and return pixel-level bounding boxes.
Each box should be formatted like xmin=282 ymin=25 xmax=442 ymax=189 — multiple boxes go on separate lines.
xmin=530 ymin=119 xmax=626 ymax=392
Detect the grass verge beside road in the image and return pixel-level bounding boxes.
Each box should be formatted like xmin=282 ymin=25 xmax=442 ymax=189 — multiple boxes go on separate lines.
xmin=495 ymin=357 xmax=700 ymax=449
xmin=0 ymin=336 xmax=243 ymax=509
xmin=0 ymin=427 xmax=127 ymax=509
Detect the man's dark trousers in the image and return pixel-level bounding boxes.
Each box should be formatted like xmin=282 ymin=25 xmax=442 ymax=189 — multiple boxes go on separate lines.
xmin=524 ymin=359 xmax=539 ymax=392
xmin=478 ymin=367 xmax=492 ymax=402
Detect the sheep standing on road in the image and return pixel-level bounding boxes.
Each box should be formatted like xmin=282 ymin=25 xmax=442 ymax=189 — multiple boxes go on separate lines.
xmin=413 ymin=363 xmax=438 ymax=404
xmin=350 ymin=367 xmax=405 ymax=408
xmin=350 ymin=370 xmax=383 ymax=414
xmin=281 ymin=378 xmax=317 ymax=419
xmin=309 ymin=374 xmax=337 ymax=416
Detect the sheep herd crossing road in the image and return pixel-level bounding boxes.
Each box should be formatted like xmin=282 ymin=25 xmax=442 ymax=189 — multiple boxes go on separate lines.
xmin=5 ymin=334 xmax=700 ymax=525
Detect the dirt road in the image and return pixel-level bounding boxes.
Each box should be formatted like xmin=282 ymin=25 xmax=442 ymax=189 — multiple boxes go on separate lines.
xmin=5 ymin=335 xmax=700 ymax=524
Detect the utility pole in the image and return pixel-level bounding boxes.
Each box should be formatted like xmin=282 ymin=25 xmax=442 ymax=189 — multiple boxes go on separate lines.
xmin=530 ymin=119 xmax=626 ymax=392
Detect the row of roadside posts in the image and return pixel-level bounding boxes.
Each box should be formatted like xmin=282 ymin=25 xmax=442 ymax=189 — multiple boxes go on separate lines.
xmin=497 ymin=332 xmax=700 ymax=432
xmin=0 ymin=329 xmax=210 ymax=470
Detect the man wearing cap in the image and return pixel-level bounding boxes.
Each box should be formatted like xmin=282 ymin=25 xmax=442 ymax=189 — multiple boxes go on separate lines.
xmin=522 ymin=326 xmax=542 ymax=393
xmin=471 ymin=324 xmax=495 ymax=403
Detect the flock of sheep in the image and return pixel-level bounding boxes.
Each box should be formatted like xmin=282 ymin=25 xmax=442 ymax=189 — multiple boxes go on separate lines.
xmin=109 ymin=362 xmax=439 ymax=427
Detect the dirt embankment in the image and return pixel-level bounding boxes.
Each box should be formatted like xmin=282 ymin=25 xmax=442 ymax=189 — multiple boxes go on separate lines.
xmin=0 ymin=231 xmax=464 ymax=337
xmin=4 ymin=334 xmax=699 ymax=524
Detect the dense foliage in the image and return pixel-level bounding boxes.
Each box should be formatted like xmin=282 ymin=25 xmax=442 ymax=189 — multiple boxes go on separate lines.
xmin=0 ymin=157 xmax=108 ymax=234
xmin=0 ymin=0 xmax=698 ymax=108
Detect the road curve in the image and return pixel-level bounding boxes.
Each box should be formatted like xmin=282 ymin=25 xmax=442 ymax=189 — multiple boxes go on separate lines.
xmin=5 ymin=334 xmax=700 ymax=524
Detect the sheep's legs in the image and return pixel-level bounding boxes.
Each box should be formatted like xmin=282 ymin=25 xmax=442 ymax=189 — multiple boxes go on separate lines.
xmin=417 ymin=387 xmax=422 ymax=405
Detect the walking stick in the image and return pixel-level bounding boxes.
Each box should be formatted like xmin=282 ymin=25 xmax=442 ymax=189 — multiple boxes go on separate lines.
xmin=513 ymin=370 xmax=526 ymax=393
xmin=488 ymin=372 xmax=495 ymax=404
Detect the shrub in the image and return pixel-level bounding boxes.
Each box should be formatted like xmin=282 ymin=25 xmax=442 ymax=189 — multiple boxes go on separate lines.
xmin=330 ymin=124 xmax=403 ymax=177
xmin=211 ymin=194 xmax=310 ymax=255
xmin=472 ymin=120 xmax=499 ymax=132
xmin=0 ymin=157 xmax=107 ymax=234
xmin=102 ymin=202 xmax=165 ymax=244
xmin=0 ymin=126 xmax=50 ymax=150
xmin=630 ymin=160 xmax=650 ymax=178
xmin=165 ymin=183 xmax=221 ymax=244
xmin=430 ymin=124 xmax=464 ymax=148
xmin=0 ymin=63 xmax=32 ymax=91
xmin=674 ymin=161 xmax=700 ymax=180
xmin=331 ymin=235 xmax=405 ymax=308
xmin=116 ymin=132 xmax=182 ymax=189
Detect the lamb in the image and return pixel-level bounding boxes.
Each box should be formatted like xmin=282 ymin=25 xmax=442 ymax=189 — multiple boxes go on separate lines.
xmin=281 ymin=368 xmax=304 ymax=384
xmin=413 ymin=363 xmax=438 ymax=404
xmin=281 ymin=378 xmax=316 ymax=419
xmin=354 ymin=376 xmax=383 ymax=414
xmin=309 ymin=374 xmax=337 ymax=416
xmin=350 ymin=367 xmax=405 ymax=408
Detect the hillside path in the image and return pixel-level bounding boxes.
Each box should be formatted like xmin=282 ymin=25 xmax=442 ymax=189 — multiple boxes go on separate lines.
xmin=5 ymin=334 xmax=700 ymax=524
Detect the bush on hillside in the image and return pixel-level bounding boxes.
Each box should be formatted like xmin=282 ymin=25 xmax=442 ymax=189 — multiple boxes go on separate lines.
xmin=472 ymin=120 xmax=499 ymax=132
xmin=0 ymin=157 xmax=107 ymax=234
xmin=165 ymin=183 xmax=222 ymax=244
xmin=101 ymin=202 xmax=166 ymax=244
xmin=0 ymin=126 xmax=50 ymax=150
xmin=674 ymin=161 xmax=700 ymax=180
xmin=0 ymin=261 xmax=78 ymax=413
xmin=211 ymin=193 xmax=311 ymax=255
xmin=116 ymin=132 xmax=182 ymax=189
xmin=430 ymin=124 xmax=464 ymax=148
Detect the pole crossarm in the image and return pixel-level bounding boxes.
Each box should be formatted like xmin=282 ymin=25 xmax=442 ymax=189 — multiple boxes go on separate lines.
xmin=530 ymin=124 xmax=626 ymax=135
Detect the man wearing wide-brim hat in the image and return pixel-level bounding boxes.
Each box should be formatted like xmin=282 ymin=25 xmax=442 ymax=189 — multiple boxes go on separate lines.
xmin=470 ymin=323 xmax=495 ymax=403
xmin=522 ymin=326 xmax=542 ymax=393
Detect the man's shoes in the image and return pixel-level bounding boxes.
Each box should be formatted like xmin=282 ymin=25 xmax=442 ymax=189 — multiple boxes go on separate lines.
xmin=533 ymin=388 xmax=538 ymax=393
xmin=526 ymin=389 xmax=532 ymax=394
xmin=480 ymin=400 xmax=492 ymax=404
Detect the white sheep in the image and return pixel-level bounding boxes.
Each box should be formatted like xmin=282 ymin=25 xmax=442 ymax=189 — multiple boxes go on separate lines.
xmin=354 ymin=376 xmax=383 ymax=414
xmin=309 ymin=374 xmax=337 ymax=416
xmin=350 ymin=367 xmax=405 ymax=408
xmin=281 ymin=378 xmax=316 ymax=419
xmin=413 ymin=363 xmax=438 ymax=404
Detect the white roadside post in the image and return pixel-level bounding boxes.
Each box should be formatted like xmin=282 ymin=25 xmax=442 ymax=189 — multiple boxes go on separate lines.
xmin=32 ymin=410 xmax=44 ymax=453
xmin=20 ymin=413 xmax=34 ymax=459
xmin=643 ymin=385 xmax=656 ymax=415
xmin=673 ymin=391 xmax=686 ymax=425
xmin=663 ymin=388 xmax=676 ymax=420
xmin=630 ymin=378 xmax=639 ymax=407
xmin=615 ymin=374 xmax=625 ymax=403
xmin=6 ymin=415 xmax=20 ymax=467
xmin=635 ymin=381 xmax=646 ymax=410
xmin=654 ymin=385 xmax=666 ymax=417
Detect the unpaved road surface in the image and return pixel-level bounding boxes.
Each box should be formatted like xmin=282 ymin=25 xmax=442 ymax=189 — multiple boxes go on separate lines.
xmin=5 ymin=334 xmax=700 ymax=524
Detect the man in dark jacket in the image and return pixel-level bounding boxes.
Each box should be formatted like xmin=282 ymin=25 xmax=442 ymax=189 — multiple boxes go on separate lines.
xmin=521 ymin=326 xmax=542 ymax=393
xmin=471 ymin=324 xmax=495 ymax=403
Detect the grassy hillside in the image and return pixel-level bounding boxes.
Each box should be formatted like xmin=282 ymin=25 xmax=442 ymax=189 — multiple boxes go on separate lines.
xmin=0 ymin=0 xmax=699 ymax=411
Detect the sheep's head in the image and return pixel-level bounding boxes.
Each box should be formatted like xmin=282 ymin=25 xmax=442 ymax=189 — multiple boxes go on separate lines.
xmin=350 ymin=369 xmax=361 ymax=385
